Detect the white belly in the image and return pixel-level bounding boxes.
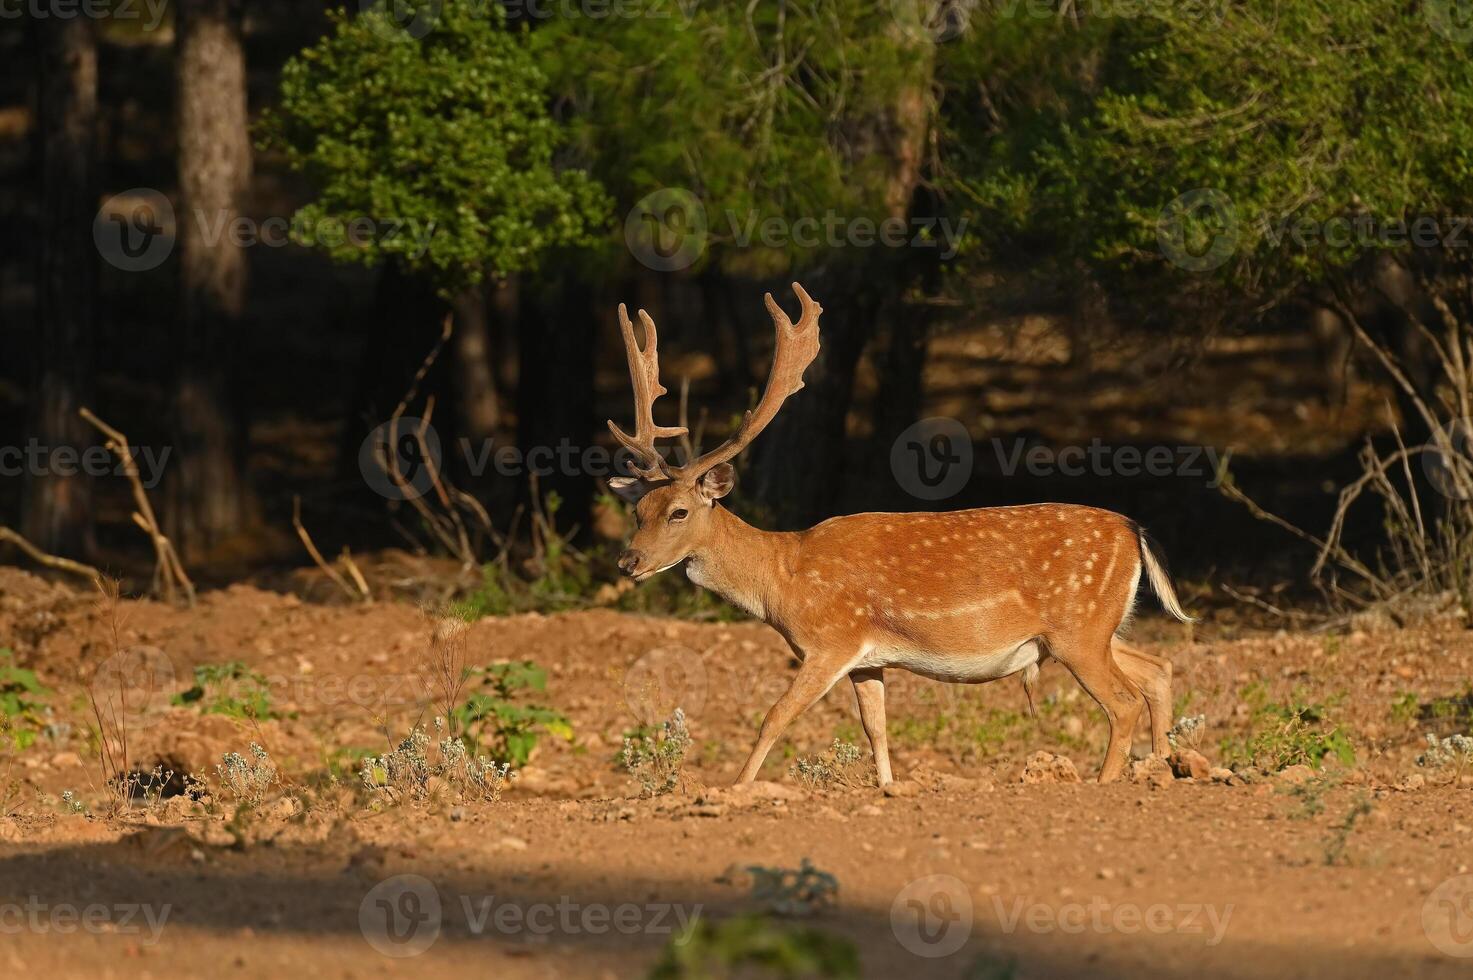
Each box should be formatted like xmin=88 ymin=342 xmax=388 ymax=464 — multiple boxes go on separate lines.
xmin=856 ymin=639 xmax=1042 ymax=684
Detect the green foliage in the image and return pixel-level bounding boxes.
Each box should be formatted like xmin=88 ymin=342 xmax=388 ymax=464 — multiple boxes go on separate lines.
xmin=453 ymin=661 xmax=572 ymax=766
xmin=1222 ymin=684 xmax=1355 ymax=771
xmin=0 ymin=650 xmax=49 ymax=750
xmin=948 ymin=1 xmax=1473 ymax=312
xmin=173 ymin=662 xmax=277 ymax=720
xmin=1323 ymin=794 xmax=1374 ymax=867
xmin=649 ymin=914 xmax=860 ymax=980
xmin=535 ymin=0 xmax=926 ymax=274
xmin=261 ymin=1 xmax=608 ymax=292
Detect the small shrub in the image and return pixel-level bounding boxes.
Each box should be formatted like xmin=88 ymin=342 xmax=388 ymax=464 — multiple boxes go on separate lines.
xmin=0 ymin=649 xmax=50 ymax=749
xmin=1417 ymin=732 xmax=1473 ymax=781
xmin=360 ymin=719 xmax=512 ymax=804
xmin=173 ymin=662 xmax=277 ymax=720
xmin=1222 ymin=687 xmax=1355 ymax=771
xmin=747 ymin=859 xmax=839 ymax=918
xmin=649 ymin=913 xmax=859 ymax=980
xmin=1167 ymin=714 xmax=1205 ymax=752
xmin=622 ymin=708 xmax=692 ymax=796
xmin=790 ymin=739 xmax=866 ymax=791
xmin=454 ymin=661 xmax=573 ymax=767
xmin=216 ymin=744 xmax=278 ymax=806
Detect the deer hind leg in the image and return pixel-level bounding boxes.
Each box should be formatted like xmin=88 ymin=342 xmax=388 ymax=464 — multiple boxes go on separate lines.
xmin=1020 ymin=663 xmax=1040 ymax=718
xmin=851 ymin=667 xmax=893 ymax=785
xmin=1111 ymin=639 xmax=1173 ymax=758
xmin=1047 ymin=633 xmax=1143 ymax=783
xmin=736 ymin=653 xmax=849 ymax=784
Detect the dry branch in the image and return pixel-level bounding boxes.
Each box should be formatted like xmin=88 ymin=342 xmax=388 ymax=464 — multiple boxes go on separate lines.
xmin=0 ymin=526 xmax=103 ymax=586
xmin=78 ymin=407 xmax=194 ymax=605
xmin=292 ymin=496 xmax=371 ymax=603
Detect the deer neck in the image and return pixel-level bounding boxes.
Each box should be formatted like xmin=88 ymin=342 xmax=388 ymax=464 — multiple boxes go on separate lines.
xmin=685 ymin=506 xmax=799 ymax=623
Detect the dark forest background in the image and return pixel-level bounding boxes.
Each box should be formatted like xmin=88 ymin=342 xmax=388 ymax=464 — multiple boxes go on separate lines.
xmin=4 ymin=0 xmax=1470 ymax=616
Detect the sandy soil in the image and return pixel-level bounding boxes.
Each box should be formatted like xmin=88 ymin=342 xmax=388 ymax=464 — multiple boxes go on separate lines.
xmin=1 ymin=566 xmax=1471 ymax=978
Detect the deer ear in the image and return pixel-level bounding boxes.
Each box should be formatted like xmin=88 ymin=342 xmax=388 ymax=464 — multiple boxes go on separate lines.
xmin=698 ymin=463 xmax=735 ymax=503
xmin=608 ymin=476 xmax=652 ymax=504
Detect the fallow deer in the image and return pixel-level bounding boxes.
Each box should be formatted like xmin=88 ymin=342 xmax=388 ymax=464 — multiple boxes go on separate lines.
xmin=608 ymin=283 xmax=1189 ymax=784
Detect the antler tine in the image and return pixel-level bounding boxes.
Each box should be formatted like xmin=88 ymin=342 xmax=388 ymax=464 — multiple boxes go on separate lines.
xmin=674 ymin=282 xmax=822 ymax=481
xmin=607 ymin=304 xmax=687 ymax=481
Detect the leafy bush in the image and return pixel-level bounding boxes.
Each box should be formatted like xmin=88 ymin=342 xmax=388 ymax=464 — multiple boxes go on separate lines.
xmin=649 ymin=914 xmax=859 ymax=980
xmin=1222 ymin=686 xmax=1355 ymax=771
xmin=453 ymin=662 xmax=572 ymax=767
xmin=0 ymin=650 xmax=49 ymax=749
xmin=173 ymin=661 xmax=277 ymax=720
xmin=622 ymin=708 xmax=691 ymax=796
xmin=747 ymin=859 xmax=839 ymax=918
xmin=260 ymin=0 xmax=607 ymax=293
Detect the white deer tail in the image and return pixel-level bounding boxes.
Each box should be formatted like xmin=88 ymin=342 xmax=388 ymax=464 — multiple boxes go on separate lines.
xmin=1138 ymin=530 xmax=1193 ymax=623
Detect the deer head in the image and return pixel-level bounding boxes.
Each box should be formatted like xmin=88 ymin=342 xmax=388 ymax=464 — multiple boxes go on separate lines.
xmin=607 ymin=283 xmax=821 ymax=580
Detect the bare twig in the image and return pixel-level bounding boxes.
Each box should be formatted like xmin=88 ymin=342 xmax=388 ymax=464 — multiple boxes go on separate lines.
xmin=292 ymin=496 xmax=370 ymax=603
xmin=0 ymin=526 xmax=103 ymax=586
xmin=78 ymin=407 xmax=195 ymax=605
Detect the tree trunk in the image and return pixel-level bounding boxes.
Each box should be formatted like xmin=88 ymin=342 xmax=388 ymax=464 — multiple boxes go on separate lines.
xmin=23 ymin=16 xmax=98 ymax=558
xmin=517 ymin=273 xmax=596 ymax=536
xmin=451 ymin=282 xmax=500 ymax=447
xmin=169 ymin=0 xmax=253 ymax=561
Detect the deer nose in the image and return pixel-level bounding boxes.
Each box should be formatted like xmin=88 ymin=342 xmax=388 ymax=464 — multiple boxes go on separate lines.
xmin=618 ymin=549 xmax=644 ymax=576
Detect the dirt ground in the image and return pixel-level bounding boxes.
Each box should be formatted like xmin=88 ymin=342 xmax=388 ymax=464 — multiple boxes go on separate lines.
xmin=1 ymin=565 xmax=1471 ymax=979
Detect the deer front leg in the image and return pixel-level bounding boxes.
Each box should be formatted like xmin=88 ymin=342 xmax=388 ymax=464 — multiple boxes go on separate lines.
xmin=736 ymin=656 xmax=848 ymax=784
xmin=851 ymin=667 xmax=893 ymax=786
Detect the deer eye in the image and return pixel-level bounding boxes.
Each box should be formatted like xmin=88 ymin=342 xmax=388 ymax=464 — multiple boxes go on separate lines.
xmin=669 ymin=508 xmax=689 ymax=523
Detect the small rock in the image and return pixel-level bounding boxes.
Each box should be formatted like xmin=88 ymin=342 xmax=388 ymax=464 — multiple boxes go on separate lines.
xmin=497 ymin=836 xmax=529 ymax=851
xmin=1397 ymin=773 xmax=1426 ymax=792
xmin=858 ymin=804 xmax=883 ymax=817
xmin=449 ymin=806 xmax=465 ymax=822
xmin=1169 ymin=749 xmax=1212 ymax=781
xmin=719 ymin=781 xmax=806 ymax=804
xmin=1208 ymin=767 xmax=1237 ymax=784
xmin=1276 ymin=764 xmax=1316 ymax=786
xmin=1129 ymin=756 xmax=1174 ymax=789
xmin=883 ymin=781 xmax=922 ymax=798
xmin=1021 ymin=752 xmax=1081 ymax=785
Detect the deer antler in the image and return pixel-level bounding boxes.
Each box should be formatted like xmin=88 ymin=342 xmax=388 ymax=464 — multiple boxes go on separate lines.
xmin=608 ymin=304 xmax=687 ymax=481
xmin=672 ymin=282 xmax=822 ymax=482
